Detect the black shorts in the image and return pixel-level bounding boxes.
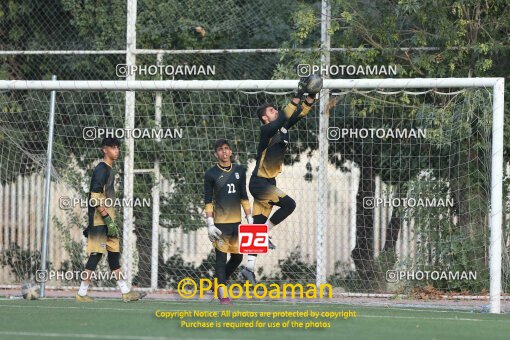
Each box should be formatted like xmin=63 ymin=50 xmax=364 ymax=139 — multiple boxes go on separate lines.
xmin=86 ymin=225 xmax=120 ymax=254
xmin=213 ymin=222 xmax=240 ymax=254
xmin=249 ymin=176 xmax=287 ymax=217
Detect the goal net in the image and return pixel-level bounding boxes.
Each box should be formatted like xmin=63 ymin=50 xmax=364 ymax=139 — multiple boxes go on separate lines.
xmin=0 ymin=78 xmax=505 ymax=313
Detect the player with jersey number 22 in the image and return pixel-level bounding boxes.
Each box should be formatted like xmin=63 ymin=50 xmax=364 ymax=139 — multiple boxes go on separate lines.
xmin=203 ymin=139 xmax=253 ymax=305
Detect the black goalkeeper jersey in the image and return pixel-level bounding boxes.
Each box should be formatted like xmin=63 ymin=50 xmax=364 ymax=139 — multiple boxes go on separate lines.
xmin=252 ymin=100 xmax=312 ymax=179
xmin=88 ymin=161 xmax=115 ymax=227
xmin=204 ymin=163 xmax=250 ymax=224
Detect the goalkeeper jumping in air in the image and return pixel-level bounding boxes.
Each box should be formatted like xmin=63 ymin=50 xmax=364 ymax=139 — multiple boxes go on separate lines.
xmin=76 ymin=137 xmax=146 ymax=302
xmin=240 ymin=74 xmax=323 ymax=284
xmin=204 ymin=139 xmax=253 ymax=305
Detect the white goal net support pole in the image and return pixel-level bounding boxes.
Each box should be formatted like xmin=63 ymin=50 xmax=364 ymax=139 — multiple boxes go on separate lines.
xmin=0 ymin=78 xmax=504 ymax=313
xmin=123 ymin=0 xmax=138 ymax=288
xmin=489 ymin=78 xmax=505 ymax=314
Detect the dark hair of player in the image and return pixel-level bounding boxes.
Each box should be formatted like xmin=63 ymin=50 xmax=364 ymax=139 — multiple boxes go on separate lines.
xmin=256 ymin=103 xmax=274 ymax=123
xmin=213 ymin=139 xmax=231 ymax=151
xmin=101 ymin=137 xmax=120 ymax=156
xmin=101 ymin=137 xmax=120 ymax=148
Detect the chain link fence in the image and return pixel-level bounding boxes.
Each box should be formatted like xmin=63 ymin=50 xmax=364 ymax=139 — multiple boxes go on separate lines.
xmin=1 ymin=1 xmax=509 ymax=303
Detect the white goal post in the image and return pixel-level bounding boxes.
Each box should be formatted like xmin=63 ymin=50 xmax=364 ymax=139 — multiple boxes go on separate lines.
xmin=0 ymin=78 xmax=504 ymax=313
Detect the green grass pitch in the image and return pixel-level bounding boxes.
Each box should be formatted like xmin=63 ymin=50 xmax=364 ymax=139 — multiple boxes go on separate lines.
xmin=0 ymin=298 xmax=509 ymax=339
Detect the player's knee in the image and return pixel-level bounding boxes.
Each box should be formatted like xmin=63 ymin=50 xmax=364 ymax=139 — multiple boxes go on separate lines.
xmin=230 ymin=254 xmax=243 ymax=267
xmin=215 ymin=249 xmax=228 ymax=263
xmin=85 ymin=252 xmax=103 ymax=271
xmin=107 ymin=252 xmax=120 ymax=271
xmin=215 ymin=249 xmax=228 ymax=282
xmin=281 ymin=195 xmax=296 ymax=213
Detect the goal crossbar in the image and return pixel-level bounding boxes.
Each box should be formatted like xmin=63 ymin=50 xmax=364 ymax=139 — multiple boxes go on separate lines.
xmin=0 ymin=78 xmax=503 ymax=91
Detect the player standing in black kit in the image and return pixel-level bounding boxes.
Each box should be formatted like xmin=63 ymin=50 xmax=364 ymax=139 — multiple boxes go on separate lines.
xmin=204 ymin=139 xmax=253 ymax=305
xmin=77 ymin=137 xmax=146 ymax=302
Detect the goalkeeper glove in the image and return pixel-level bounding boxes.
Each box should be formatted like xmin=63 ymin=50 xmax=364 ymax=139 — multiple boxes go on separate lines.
xmin=206 ymin=217 xmax=222 ymax=242
xmin=103 ymin=214 xmax=119 ymax=238
xmin=305 ymin=74 xmax=323 ymax=98
xmin=246 ymin=215 xmax=253 ymax=225
xmin=295 ymin=77 xmax=308 ymax=98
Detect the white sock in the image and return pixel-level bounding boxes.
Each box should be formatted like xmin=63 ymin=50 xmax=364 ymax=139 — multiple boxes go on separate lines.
xmin=246 ymin=255 xmax=257 ymax=271
xmin=117 ymin=279 xmax=130 ymax=294
xmin=78 ymin=281 xmax=89 ymax=297
xmin=218 ymin=286 xmax=227 ymax=299
xmin=265 ymin=219 xmax=275 ymax=231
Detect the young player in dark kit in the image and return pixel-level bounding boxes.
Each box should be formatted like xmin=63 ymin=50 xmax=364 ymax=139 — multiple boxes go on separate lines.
xmin=76 ymin=137 xmax=146 ymax=302
xmin=204 ymin=139 xmax=253 ymax=305
xmin=240 ymin=75 xmax=323 ymax=284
